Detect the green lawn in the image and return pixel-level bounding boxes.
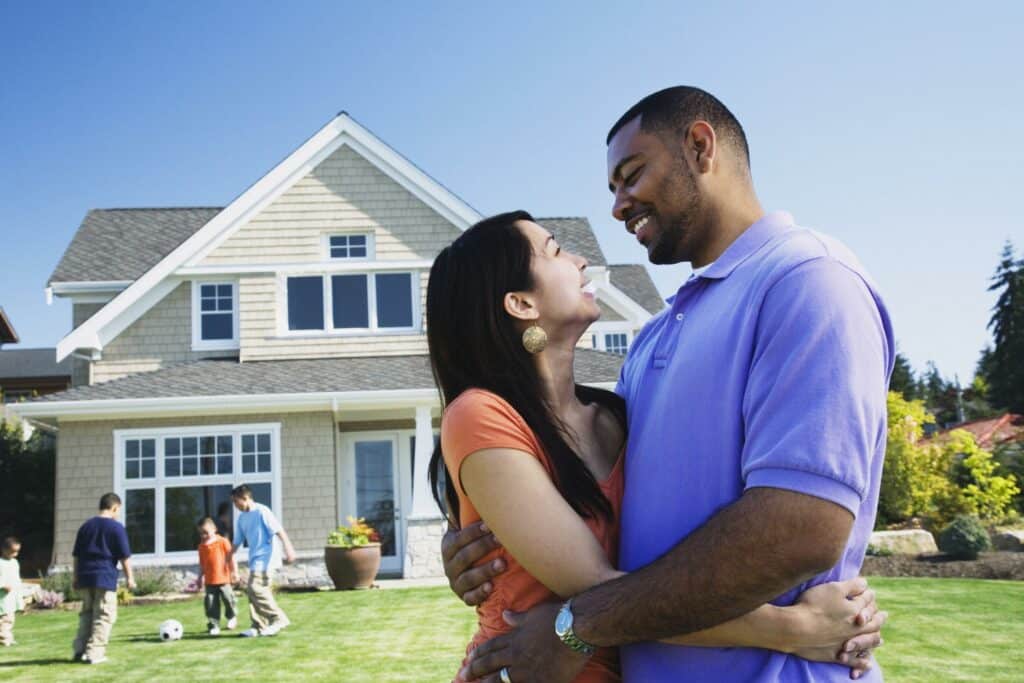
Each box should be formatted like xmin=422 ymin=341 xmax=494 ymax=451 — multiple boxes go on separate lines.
xmin=0 ymin=578 xmax=1020 ymax=681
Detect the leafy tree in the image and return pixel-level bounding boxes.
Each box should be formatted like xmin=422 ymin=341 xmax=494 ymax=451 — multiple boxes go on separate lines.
xmin=0 ymin=420 xmax=56 ymax=576
xmin=981 ymin=241 xmax=1024 ymax=413
xmin=944 ymin=429 xmax=1019 ymax=521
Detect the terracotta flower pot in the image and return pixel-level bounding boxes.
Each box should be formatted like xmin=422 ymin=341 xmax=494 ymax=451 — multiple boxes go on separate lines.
xmin=324 ymin=543 xmax=382 ymax=589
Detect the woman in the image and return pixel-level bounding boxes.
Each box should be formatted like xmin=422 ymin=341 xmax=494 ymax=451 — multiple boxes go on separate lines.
xmin=427 ymin=211 xmax=884 ymax=682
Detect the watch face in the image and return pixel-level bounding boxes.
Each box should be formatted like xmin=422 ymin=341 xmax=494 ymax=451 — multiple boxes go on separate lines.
xmin=555 ymin=607 xmax=572 ymax=636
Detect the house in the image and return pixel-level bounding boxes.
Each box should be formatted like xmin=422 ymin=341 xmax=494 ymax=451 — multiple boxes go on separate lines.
xmin=0 ymin=309 xmax=72 ymax=428
xmin=11 ymin=113 xmax=664 ymax=583
xmin=0 ymin=308 xmax=17 ymax=346
xmin=938 ymin=413 xmax=1024 ymax=450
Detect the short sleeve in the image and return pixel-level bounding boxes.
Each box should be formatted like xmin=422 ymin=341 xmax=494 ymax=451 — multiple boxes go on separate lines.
xmin=114 ymin=523 xmax=132 ymax=559
xmin=260 ymin=506 xmax=283 ymax=534
xmin=220 ymin=536 xmax=232 ymax=555
xmin=741 ymin=258 xmax=891 ymax=516
xmin=441 ymin=390 xmax=542 ymax=494
xmin=72 ymin=527 xmax=83 ymax=558
xmin=232 ymin=520 xmax=243 ymax=547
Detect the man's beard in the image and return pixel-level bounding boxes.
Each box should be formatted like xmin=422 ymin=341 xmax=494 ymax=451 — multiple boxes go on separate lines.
xmin=648 ymin=162 xmax=702 ymax=265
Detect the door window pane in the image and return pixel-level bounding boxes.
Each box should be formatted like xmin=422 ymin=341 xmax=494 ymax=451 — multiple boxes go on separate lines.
xmin=332 ymin=275 xmax=369 ymax=329
xmin=287 ymin=276 xmax=324 ymax=330
xmin=125 ymin=489 xmax=155 ymax=555
xmin=164 ymin=485 xmax=233 ymax=552
xmin=375 ymin=273 xmax=413 ymax=328
xmin=355 ymin=440 xmax=396 ymax=556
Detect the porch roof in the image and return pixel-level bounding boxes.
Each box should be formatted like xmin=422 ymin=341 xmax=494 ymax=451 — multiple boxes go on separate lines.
xmin=23 ymin=351 xmax=624 ymax=406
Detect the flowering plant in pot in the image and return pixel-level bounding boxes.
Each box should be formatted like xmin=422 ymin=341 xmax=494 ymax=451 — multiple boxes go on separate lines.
xmin=324 ymin=517 xmax=381 ymax=589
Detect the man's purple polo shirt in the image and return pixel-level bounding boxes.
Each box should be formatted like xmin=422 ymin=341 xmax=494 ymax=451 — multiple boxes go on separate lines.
xmin=616 ymin=211 xmax=894 ymax=682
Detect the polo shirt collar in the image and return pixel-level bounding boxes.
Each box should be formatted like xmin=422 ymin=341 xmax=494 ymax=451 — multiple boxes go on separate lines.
xmin=699 ymin=211 xmax=795 ymax=280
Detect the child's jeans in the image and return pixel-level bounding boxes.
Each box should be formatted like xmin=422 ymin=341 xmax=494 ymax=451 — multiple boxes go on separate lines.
xmin=204 ymin=584 xmax=238 ymax=629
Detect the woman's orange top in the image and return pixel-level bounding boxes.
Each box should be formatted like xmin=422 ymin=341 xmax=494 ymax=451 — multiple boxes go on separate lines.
xmin=441 ymin=388 xmax=623 ymax=683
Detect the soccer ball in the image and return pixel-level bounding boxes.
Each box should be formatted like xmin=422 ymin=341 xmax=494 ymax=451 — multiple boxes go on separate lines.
xmin=159 ymin=619 xmax=184 ymax=641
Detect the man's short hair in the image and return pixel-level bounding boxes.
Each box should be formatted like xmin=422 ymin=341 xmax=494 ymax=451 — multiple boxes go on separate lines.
xmin=2 ymin=536 xmax=20 ymax=550
xmin=197 ymin=516 xmax=217 ymax=529
xmin=231 ymin=484 xmax=252 ymax=500
xmin=99 ymin=492 xmax=122 ymax=510
xmin=606 ymin=86 xmax=750 ymax=165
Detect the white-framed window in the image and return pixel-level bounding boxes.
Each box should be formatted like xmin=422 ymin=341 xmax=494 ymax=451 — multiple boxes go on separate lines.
xmin=325 ymin=233 xmax=373 ymax=260
xmin=592 ymin=329 xmax=632 ymax=355
xmin=115 ymin=423 xmax=281 ymax=561
xmin=191 ymin=281 xmax=239 ymax=350
xmin=282 ymin=271 xmax=419 ymax=334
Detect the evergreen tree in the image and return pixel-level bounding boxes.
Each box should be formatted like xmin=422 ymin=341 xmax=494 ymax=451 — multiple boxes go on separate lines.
xmin=982 ymin=241 xmax=1024 ymax=413
xmin=889 ymin=351 xmax=919 ymax=400
xmin=920 ymin=361 xmax=960 ymax=428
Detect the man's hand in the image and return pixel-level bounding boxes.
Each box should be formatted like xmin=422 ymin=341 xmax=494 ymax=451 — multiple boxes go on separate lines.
xmin=461 ymin=602 xmax=590 ymax=683
xmin=442 ymin=521 xmax=506 ymax=606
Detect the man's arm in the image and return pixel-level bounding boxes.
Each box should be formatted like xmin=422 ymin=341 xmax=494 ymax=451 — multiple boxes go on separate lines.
xmin=574 ymin=487 xmax=852 ymax=645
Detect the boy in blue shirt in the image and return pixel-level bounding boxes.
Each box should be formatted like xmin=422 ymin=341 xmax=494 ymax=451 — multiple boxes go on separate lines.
xmin=231 ymin=485 xmax=296 ymax=637
xmin=72 ymin=493 xmax=135 ymax=664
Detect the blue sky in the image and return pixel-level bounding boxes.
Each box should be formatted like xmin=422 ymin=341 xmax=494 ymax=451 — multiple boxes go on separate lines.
xmin=1 ymin=1 xmax=1021 ymax=383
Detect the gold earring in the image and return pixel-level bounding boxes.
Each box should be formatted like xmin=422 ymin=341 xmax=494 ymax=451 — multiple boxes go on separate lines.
xmin=522 ymin=324 xmax=548 ymax=354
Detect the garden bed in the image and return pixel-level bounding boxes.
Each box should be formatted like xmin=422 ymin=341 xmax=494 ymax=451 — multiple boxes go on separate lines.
xmin=864 ymin=551 xmax=1024 ymax=580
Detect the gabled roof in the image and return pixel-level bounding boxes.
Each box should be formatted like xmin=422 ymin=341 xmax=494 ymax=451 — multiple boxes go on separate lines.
xmin=50 ymin=212 xmax=608 ymax=285
xmin=56 ymin=112 xmax=483 ymax=361
xmin=939 ymin=413 xmax=1024 ymax=448
xmin=15 ymin=351 xmax=623 ymax=416
xmin=0 ymin=308 xmax=17 ymax=345
xmin=608 ymin=264 xmax=665 ymax=314
xmin=538 ymin=218 xmax=607 ymax=267
xmin=0 ymin=348 xmax=72 ymax=380
xmin=50 ymin=208 xmax=221 ymax=284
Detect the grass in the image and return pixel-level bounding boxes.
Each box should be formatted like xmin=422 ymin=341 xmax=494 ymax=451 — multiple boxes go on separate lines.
xmin=0 ymin=578 xmax=1020 ymax=681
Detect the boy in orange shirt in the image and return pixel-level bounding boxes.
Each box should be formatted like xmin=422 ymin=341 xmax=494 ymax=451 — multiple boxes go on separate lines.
xmin=196 ymin=516 xmax=238 ymax=635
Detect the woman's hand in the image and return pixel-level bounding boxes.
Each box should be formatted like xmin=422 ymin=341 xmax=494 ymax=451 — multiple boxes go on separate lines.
xmin=786 ymin=577 xmax=887 ymax=679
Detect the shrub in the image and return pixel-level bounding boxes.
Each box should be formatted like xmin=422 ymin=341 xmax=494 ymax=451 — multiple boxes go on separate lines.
xmin=937 ymin=515 xmax=992 ymax=559
xmin=131 ymin=567 xmax=178 ymax=596
xmin=866 ymin=544 xmax=894 ymax=557
xmin=40 ymin=570 xmax=79 ymax=602
xmin=326 ymin=516 xmax=380 ymax=548
xmin=116 ymin=585 xmax=134 ymax=605
xmin=34 ymin=589 xmax=64 ymax=609
xmin=946 ymin=430 xmax=1019 ymax=520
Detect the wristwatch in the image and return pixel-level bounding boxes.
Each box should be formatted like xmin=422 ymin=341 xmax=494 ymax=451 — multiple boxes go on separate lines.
xmin=554 ymin=599 xmax=596 ymax=655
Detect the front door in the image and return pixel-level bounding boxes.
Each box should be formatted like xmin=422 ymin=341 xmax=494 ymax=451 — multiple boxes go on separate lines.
xmin=344 ymin=436 xmax=403 ymax=573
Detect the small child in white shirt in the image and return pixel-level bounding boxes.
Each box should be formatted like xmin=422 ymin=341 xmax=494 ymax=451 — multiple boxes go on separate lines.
xmin=0 ymin=537 xmax=24 ymax=647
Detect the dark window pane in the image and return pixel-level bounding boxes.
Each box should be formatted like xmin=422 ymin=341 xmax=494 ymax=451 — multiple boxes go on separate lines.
xmin=330 ymin=246 xmax=347 ymax=258
xmin=350 ymin=235 xmax=366 ymax=247
xmin=182 ymin=438 xmax=198 ymax=456
xmin=217 ymin=297 xmax=232 ymax=312
xmin=350 ymin=246 xmax=366 ymax=258
xmin=287 ymin=276 xmax=324 ymax=330
xmin=331 ymin=275 xmax=369 ymax=328
xmin=201 ymin=298 xmax=216 ymax=312
xmin=217 ymin=435 xmax=232 ymax=454
xmin=142 ymin=439 xmax=155 ymax=459
xmin=242 ymin=434 xmax=255 ymax=453
xmin=164 ymin=485 xmax=233 ymax=553
xmin=200 ymin=436 xmax=215 ymax=455
xmin=257 ymin=434 xmax=270 ymax=452
xmin=126 ymin=440 xmax=139 ymax=460
xmin=125 ymin=489 xmax=155 ymax=554
xmin=242 ymin=454 xmax=255 ymax=473
xmin=200 ymin=456 xmax=216 ymax=475
xmin=376 ymin=273 xmax=413 ymax=328
xmin=142 ymin=460 xmax=155 ymax=478
xmin=182 ymin=457 xmax=198 ymax=476
xmin=218 ymin=455 xmax=232 ymax=473
xmin=202 ymin=313 xmax=233 ymax=340
xmin=126 ymin=461 xmax=139 ymax=479
xmin=329 ymin=236 xmax=344 ymax=248
xmin=258 ymin=453 xmax=271 ymax=472
xmin=217 ymin=284 xmax=232 ymax=298
xmin=201 ymin=285 xmax=216 ymax=298
xmin=166 ymin=459 xmax=180 ymax=477
xmin=165 ymin=438 xmax=180 ymax=456
xmin=250 ymin=483 xmax=272 ymax=510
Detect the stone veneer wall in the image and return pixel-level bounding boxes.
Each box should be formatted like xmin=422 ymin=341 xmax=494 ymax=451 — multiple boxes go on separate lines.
xmin=403 ymin=517 xmax=447 ymax=579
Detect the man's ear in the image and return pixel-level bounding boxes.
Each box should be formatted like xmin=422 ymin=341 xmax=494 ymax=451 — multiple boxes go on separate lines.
xmin=683 ymin=120 xmax=717 ymax=174
xmin=503 ymin=291 xmax=540 ymax=323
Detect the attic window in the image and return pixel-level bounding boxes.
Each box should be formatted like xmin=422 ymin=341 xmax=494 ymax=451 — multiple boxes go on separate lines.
xmin=329 ymin=234 xmax=371 ymax=259
xmin=192 ymin=281 xmax=239 ymax=350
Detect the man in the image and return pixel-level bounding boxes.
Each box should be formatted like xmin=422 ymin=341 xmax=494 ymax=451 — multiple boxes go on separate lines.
xmin=446 ymin=86 xmax=894 ymax=682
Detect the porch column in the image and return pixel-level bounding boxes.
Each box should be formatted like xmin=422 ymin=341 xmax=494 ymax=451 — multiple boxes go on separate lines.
xmin=403 ymin=404 xmax=446 ymax=578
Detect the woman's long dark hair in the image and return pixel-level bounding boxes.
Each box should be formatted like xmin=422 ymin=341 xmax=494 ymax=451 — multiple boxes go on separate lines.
xmin=427 ymin=210 xmax=625 ymax=526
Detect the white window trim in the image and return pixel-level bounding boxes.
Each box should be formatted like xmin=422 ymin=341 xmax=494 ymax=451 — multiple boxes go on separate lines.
xmin=590 ymin=326 xmax=633 ymax=353
xmin=191 ymin=280 xmax=240 ymax=351
xmin=114 ymin=422 xmax=282 ymax=563
xmin=322 ymin=232 xmax=375 ymax=261
xmin=277 ymin=271 xmax=422 ymax=337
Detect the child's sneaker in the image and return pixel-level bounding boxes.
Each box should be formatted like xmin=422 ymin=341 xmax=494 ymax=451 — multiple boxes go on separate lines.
xmin=208 ymin=626 xmax=221 ymax=636
xmin=226 ymin=617 xmax=238 ymax=630
xmin=239 ymin=628 xmax=261 ymax=638
xmin=261 ymin=623 xmax=281 ymax=637
xmin=82 ymin=654 xmax=107 ymax=665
